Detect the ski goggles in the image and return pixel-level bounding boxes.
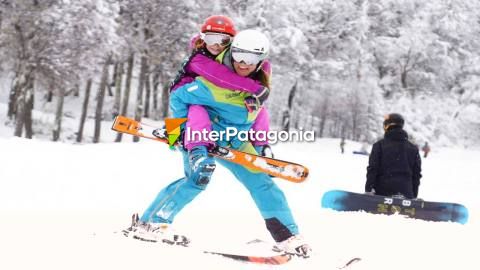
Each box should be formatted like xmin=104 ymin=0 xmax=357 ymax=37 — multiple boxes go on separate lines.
xmin=201 ymin=32 xmax=232 ymax=47
xmin=231 ymin=47 xmax=266 ymax=65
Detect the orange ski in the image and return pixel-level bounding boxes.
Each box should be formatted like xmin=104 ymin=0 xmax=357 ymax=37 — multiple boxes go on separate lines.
xmin=112 ymin=116 xmax=308 ymax=183
xmin=204 ymin=251 xmax=291 ymax=265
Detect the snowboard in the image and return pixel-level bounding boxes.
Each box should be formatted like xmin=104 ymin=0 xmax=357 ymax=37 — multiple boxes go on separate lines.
xmin=321 ymin=189 xmax=469 ymax=224
xmin=111 ymin=115 xmax=309 ymax=183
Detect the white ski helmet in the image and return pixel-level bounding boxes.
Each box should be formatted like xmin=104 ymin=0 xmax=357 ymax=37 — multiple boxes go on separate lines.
xmin=231 ymin=29 xmax=270 ymax=62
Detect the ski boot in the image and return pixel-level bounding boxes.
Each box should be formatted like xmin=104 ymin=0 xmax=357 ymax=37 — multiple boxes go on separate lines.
xmin=276 ymin=234 xmax=312 ymax=258
xmin=123 ymin=213 xmax=190 ymax=246
xmin=188 ymin=145 xmax=216 ymax=187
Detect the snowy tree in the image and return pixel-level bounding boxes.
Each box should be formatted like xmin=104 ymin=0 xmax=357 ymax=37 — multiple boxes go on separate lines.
xmin=0 ymin=0 xmax=118 ymax=140
xmin=0 ymin=0 xmax=479 ymax=146
xmin=116 ymin=0 xmax=198 ymax=124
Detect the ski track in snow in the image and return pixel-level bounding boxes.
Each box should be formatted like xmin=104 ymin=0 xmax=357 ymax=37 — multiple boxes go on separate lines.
xmin=0 ymin=137 xmax=478 ymax=270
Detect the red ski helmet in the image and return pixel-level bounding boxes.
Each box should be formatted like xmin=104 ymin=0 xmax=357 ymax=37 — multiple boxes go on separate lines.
xmin=201 ymin=15 xmax=237 ymax=36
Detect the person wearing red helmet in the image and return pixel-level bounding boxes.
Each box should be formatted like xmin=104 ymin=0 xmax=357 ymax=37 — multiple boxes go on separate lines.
xmin=197 ymin=15 xmax=236 ymax=55
xmin=170 ymin=15 xmax=268 ymax=96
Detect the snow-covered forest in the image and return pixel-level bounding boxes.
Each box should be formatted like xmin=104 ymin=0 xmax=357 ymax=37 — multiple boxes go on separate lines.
xmin=1 ymin=0 xmax=480 ymax=146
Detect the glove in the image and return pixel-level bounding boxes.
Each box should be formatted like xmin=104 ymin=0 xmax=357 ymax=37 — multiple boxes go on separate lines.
xmin=255 ymin=87 xmax=270 ymax=105
xmin=244 ymin=87 xmax=270 ymax=112
xmin=244 ymin=96 xmax=260 ymax=112
xmin=254 ymin=145 xmax=274 ymax=159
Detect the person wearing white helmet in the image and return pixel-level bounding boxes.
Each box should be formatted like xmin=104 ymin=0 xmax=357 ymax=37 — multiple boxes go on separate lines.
xmin=127 ymin=28 xmax=311 ymax=258
xmin=230 ymin=29 xmax=270 ymax=75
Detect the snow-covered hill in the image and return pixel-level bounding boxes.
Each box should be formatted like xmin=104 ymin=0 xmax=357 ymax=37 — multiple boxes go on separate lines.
xmin=0 ymin=136 xmax=478 ymax=270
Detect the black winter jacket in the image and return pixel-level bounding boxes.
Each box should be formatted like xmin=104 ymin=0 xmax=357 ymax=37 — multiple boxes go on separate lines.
xmin=365 ymin=127 xmax=422 ymax=198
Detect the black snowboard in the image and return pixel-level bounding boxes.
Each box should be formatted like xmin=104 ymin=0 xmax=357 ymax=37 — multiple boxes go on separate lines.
xmin=321 ymin=189 xmax=469 ymax=224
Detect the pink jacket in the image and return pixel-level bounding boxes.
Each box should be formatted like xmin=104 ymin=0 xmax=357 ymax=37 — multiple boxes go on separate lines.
xmin=171 ymin=50 xmax=271 ymax=150
xmin=172 ymin=53 xmax=266 ymax=94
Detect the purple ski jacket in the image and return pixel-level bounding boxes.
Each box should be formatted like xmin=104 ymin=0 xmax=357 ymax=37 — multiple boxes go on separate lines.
xmin=171 ymin=48 xmax=271 ymax=150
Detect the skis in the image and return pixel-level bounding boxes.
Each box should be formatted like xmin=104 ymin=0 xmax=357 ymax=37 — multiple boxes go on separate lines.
xmin=204 ymin=250 xmax=292 ymax=265
xmin=122 ymin=214 xmax=292 ymax=265
xmin=122 ymin=214 xmax=359 ymax=267
xmin=111 ymin=115 xmax=309 ymax=183
xmin=123 ymin=231 xmax=359 ymax=267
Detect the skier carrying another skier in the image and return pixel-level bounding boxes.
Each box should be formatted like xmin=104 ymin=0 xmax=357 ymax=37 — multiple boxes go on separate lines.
xmin=365 ymin=113 xmax=422 ymax=199
xmin=124 ymin=16 xmax=311 ymax=258
xmin=168 ymin=15 xmax=272 ymax=155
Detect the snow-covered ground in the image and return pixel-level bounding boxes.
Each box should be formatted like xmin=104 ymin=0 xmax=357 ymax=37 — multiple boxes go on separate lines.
xmin=0 ymin=130 xmax=478 ymax=270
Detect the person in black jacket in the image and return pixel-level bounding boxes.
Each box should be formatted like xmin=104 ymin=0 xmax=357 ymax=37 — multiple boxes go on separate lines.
xmin=365 ymin=113 xmax=422 ymax=199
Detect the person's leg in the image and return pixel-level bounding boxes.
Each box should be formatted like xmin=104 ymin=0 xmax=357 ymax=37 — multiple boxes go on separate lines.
xmin=140 ymin=149 xmax=213 ymax=223
xmin=216 ymin=143 xmax=298 ymax=242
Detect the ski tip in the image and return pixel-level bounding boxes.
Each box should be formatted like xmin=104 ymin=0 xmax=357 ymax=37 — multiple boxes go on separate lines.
xmin=338 ymin=257 xmax=362 ymax=269
xmin=111 ymin=115 xmax=121 ymax=130
xmin=111 ymin=115 xmax=135 ymax=133
xmin=245 ymin=238 xmax=267 ymax=245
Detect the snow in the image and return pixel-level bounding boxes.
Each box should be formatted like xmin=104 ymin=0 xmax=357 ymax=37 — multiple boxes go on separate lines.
xmin=0 ymin=134 xmax=478 ymax=270
xmin=2 ymin=1 xmax=480 ymax=268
